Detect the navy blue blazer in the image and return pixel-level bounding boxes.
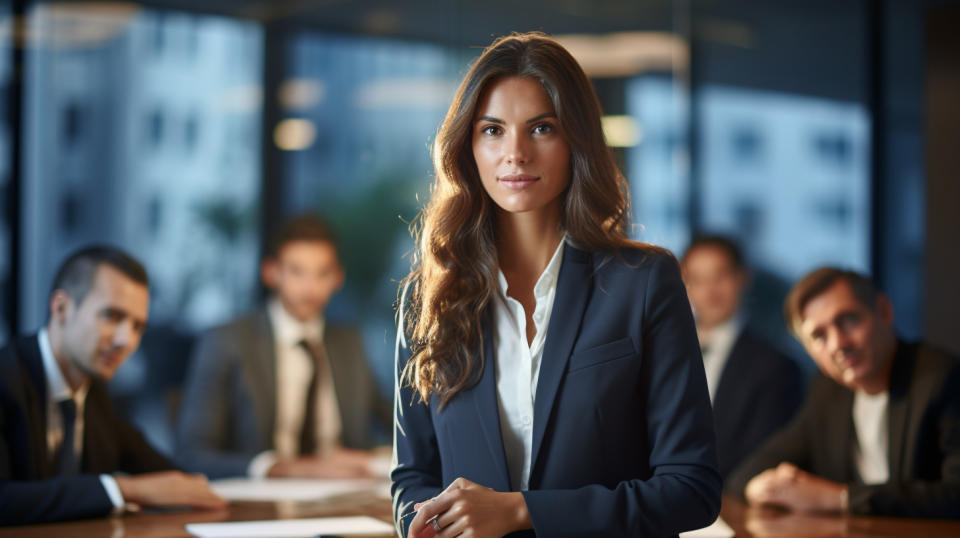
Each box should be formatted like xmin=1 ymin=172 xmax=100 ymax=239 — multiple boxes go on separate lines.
xmin=392 ymin=246 xmax=722 ymax=537
xmin=0 ymin=334 xmax=175 ymax=525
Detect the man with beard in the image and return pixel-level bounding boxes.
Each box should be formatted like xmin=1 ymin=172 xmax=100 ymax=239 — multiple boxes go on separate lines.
xmin=728 ymin=267 xmax=960 ymax=518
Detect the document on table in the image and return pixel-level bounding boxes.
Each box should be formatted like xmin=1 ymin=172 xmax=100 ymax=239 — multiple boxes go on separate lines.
xmin=210 ymin=478 xmax=390 ymax=502
xmin=185 ymin=515 xmax=395 ymax=537
xmin=680 ymin=517 xmax=735 ymax=537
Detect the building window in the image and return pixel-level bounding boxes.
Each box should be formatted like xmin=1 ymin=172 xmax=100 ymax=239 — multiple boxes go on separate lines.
xmin=147 ymin=109 xmax=164 ymax=149
xmin=62 ymin=101 xmax=83 ymax=147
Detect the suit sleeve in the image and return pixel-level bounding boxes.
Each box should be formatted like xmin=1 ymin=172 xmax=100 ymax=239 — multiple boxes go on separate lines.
xmin=175 ymin=332 xmax=254 ymax=479
xmin=725 ymin=377 xmax=821 ymax=497
xmin=0 ymin=384 xmax=114 ymax=524
xmin=722 ymin=351 xmax=805 ymax=479
xmin=0 ymin=476 xmax=115 ymax=525
xmin=847 ymin=363 xmax=960 ymax=517
xmin=345 ymin=329 xmax=393 ymax=447
xmin=521 ymin=254 xmax=722 ymax=536
xmin=390 ymin=293 xmax=443 ymax=537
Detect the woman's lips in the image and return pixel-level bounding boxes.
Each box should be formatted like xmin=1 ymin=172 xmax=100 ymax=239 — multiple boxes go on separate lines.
xmin=498 ymin=174 xmax=539 ymax=190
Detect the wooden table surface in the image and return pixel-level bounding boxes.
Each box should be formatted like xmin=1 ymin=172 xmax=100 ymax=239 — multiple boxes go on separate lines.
xmin=0 ymin=490 xmax=396 ymax=538
xmin=2 ymin=492 xmax=960 ymax=537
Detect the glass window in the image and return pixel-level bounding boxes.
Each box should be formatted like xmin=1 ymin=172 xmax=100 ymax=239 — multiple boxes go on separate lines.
xmin=0 ymin=0 xmax=10 ymax=346
xmin=627 ymin=74 xmax=691 ymax=253
xmin=696 ymin=85 xmax=870 ymax=357
xmin=21 ymin=4 xmax=264 ymax=453
xmin=282 ymin=33 xmax=470 ymax=393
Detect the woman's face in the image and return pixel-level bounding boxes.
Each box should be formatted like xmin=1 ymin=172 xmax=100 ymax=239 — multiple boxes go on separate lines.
xmin=471 ymin=76 xmax=571 ymax=219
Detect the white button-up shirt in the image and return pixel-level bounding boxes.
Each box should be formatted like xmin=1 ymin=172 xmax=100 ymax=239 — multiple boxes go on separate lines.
xmin=38 ymin=329 xmax=124 ymax=511
xmin=493 ymin=238 xmax=565 ymax=491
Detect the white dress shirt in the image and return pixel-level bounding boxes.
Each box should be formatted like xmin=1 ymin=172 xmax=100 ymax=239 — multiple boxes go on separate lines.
xmin=493 ymin=237 xmax=565 ymax=491
xmin=853 ymin=390 xmax=890 ymax=485
xmin=248 ymin=299 xmax=342 ymax=478
xmin=38 ymin=329 xmax=124 ymax=511
xmin=697 ymin=316 xmax=742 ymax=403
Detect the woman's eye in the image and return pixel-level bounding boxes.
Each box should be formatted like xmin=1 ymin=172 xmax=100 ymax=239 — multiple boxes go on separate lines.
xmin=533 ymin=123 xmax=554 ymax=135
xmin=481 ymin=125 xmax=502 ymax=136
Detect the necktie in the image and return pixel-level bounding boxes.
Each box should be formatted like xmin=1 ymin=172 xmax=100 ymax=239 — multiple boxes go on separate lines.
xmin=298 ymin=339 xmax=323 ymax=455
xmin=57 ymin=399 xmax=79 ymax=475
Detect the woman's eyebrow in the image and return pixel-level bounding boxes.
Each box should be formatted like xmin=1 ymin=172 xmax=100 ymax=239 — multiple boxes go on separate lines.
xmin=525 ymin=112 xmax=557 ymax=124
xmin=477 ymin=116 xmax=504 ymax=124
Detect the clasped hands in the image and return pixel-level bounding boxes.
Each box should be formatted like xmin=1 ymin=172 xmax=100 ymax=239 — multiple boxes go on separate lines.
xmin=744 ymin=462 xmax=848 ymax=513
xmin=409 ymin=477 xmax=531 ymax=538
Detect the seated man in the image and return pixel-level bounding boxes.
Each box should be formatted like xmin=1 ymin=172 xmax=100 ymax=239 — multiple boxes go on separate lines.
xmin=727 ymin=267 xmax=960 ymax=518
xmin=681 ymin=235 xmax=803 ymax=479
xmin=177 ymin=215 xmax=391 ymax=479
xmin=0 ymin=246 xmax=225 ymax=525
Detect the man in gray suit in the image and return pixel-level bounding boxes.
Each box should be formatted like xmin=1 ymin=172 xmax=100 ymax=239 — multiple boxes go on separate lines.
xmin=176 ymin=216 xmax=391 ymax=479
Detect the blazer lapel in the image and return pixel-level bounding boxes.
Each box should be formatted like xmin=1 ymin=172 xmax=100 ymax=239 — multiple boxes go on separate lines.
xmin=21 ymin=336 xmax=53 ymax=477
xmin=469 ymin=320 xmax=511 ymax=491
xmin=886 ymin=342 xmax=913 ymax=481
xmin=248 ymin=309 xmax=278 ymax=447
xmin=832 ymin=387 xmax=856 ymax=482
xmin=529 ymin=245 xmax=592 ymax=477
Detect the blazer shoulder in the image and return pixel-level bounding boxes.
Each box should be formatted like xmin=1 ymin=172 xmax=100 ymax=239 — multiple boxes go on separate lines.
xmin=910 ymin=342 xmax=960 ymax=398
xmin=0 ymin=335 xmax=42 ymax=398
xmin=213 ymin=310 xmax=267 ymax=336
xmin=197 ymin=310 xmax=269 ymax=350
xmin=326 ymin=323 xmax=363 ymax=341
xmin=732 ymin=331 xmax=800 ymax=374
xmin=588 ymin=243 xmax=678 ymax=278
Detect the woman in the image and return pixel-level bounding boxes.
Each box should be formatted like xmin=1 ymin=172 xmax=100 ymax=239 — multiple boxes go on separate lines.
xmin=393 ymin=32 xmax=720 ymax=537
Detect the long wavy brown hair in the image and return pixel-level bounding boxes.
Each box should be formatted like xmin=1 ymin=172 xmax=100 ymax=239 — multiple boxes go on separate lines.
xmin=402 ymin=32 xmax=654 ymax=407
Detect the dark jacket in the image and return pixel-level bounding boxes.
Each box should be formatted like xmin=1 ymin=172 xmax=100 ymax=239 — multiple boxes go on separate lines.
xmin=176 ymin=309 xmax=391 ymax=479
xmin=727 ymin=341 xmax=960 ymax=518
xmin=712 ymin=330 xmax=804 ymax=479
xmin=0 ymin=334 xmax=174 ymax=525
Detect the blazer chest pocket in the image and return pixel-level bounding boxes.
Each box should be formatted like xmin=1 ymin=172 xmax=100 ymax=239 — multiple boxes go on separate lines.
xmin=567 ymin=337 xmax=636 ymax=372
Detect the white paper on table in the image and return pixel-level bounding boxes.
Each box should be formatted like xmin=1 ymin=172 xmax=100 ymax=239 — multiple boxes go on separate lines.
xmin=679 ymin=517 xmax=735 ymax=538
xmin=185 ymin=515 xmax=395 ymax=537
xmin=210 ymin=478 xmax=388 ymax=502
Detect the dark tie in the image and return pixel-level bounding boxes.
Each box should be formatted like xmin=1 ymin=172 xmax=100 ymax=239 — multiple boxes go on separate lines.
xmin=297 ymin=339 xmax=323 ymax=455
xmin=57 ymin=399 xmax=79 ymax=475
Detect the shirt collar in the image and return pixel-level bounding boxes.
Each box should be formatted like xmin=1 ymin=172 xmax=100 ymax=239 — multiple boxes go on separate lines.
xmin=698 ymin=314 xmax=742 ymax=349
xmin=38 ymin=328 xmax=77 ymax=403
xmin=497 ymin=234 xmax=567 ymax=299
xmin=267 ymin=297 xmax=325 ymax=346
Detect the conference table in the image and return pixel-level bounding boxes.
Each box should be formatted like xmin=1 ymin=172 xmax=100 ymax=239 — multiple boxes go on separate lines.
xmin=2 ymin=492 xmax=960 ymax=537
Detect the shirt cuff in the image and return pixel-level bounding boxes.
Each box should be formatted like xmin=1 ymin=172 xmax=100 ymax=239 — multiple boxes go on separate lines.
xmin=248 ymin=450 xmax=278 ymax=479
xmin=99 ymin=474 xmax=125 ymax=514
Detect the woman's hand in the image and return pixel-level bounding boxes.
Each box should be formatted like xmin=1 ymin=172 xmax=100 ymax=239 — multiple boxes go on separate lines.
xmin=409 ymin=477 xmax=532 ymax=538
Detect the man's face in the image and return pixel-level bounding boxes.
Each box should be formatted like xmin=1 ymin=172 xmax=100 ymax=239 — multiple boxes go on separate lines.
xmin=682 ymin=245 xmax=746 ymax=330
xmin=57 ymin=265 xmax=150 ymax=381
xmin=265 ymin=240 xmax=343 ymax=322
xmin=798 ymin=279 xmax=895 ymax=391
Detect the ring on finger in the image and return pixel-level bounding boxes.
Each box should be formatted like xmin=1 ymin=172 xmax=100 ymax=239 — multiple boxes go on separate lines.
xmin=432 ymin=517 xmax=442 ymax=532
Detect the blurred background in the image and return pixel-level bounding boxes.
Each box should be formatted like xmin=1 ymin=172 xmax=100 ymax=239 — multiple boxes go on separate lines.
xmin=1 ymin=0 xmax=958 ymax=456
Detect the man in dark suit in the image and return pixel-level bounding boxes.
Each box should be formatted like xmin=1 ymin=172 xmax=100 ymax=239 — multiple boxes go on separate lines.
xmin=0 ymin=246 xmax=225 ymax=525
xmin=727 ymin=267 xmax=960 ymax=518
xmin=177 ymin=215 xmax=390 ymax=480
xmin=681 ymin=235 xmax=804 ymax=479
